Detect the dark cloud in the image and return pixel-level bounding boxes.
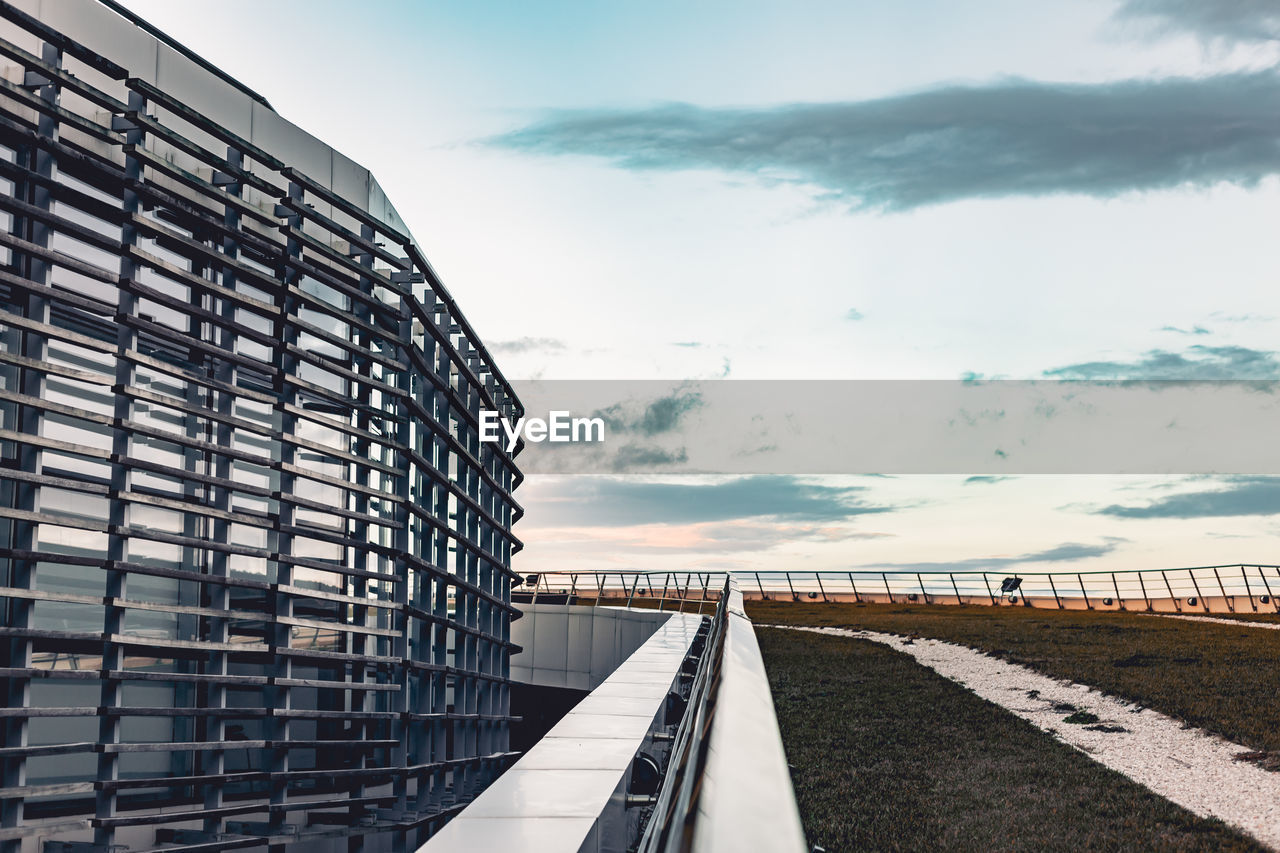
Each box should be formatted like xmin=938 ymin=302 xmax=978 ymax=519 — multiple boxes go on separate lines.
xmin=488 ymin=336 xmax=566 ymax=354
xmin=1044 ymin=345 xmax=1280 ymax=379
xmin=610 ymin=445 xmax=688 ymax=471
xmin=867 ymin=538 xmax=1125 ymax=572
xmin=594 ymin=388 xmax=703 ymax=436
xmin=1098 ymin=477 xmax=1280 ymax=518
xmin=488 ymin=70 xmax=1280 ymax=211
xmin=1114 ymin=0 xmax=1280 ymax=43
xmin=528 ymin=475 xmax=893 ymax=527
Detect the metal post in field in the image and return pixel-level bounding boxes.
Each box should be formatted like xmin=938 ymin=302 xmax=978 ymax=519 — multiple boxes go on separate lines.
xmin=983 ymin=573 xmax=996 ymax=605
xmin=1137 ymin=572 xmax=1151 ymax=611
xmin=786 ymin=573 xmax=798 ymax=602
xmin=949 ymin=573 xmax=961 ymax=605
xmin=883 ymin=572 xmax=894 ymax=604
xmin=815 ymin=573 xmax=828 ymax=602
xmin=1111 ymin=573 xmax=1124 ymax=610
xmin=916 ymin=573 xmax=929 ymax=605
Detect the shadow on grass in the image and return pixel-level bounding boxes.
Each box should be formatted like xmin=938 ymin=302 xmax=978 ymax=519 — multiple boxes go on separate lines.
xmin=757 ymin=627 xmax=1262 ymax=853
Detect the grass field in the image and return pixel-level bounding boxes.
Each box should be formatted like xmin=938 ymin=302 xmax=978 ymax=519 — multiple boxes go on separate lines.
xmin=746 ymin=601 xmax=1280 ymax=757
xmin=757 ymin=627 xmax=1263 ymax=853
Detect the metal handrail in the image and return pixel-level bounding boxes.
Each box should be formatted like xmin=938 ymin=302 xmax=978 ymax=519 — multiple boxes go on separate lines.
xmin=638 ymin=576 xmax=806 ymax=853
xmin=515 ymin=564 xmax=1280 ymax=614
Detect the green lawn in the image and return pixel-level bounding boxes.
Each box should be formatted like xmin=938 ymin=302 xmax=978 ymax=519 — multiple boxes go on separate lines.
xmin=757 ymin=627 xmax=1263 ymax=853
xmin=747 ymin=601 xmax=1280 ymax=755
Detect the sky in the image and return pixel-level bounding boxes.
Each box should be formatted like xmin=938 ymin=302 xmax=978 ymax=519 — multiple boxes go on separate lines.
xmin=118 ymin=0 xmax=1280 ymax=577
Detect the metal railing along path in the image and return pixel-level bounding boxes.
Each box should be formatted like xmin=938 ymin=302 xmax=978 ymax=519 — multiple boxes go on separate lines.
xmin=514 ymin=565 xmax=1280 ymax=615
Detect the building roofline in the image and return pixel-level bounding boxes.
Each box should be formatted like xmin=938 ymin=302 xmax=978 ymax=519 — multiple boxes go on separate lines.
xmin=97 ymin=0 xmax=275 ymax=111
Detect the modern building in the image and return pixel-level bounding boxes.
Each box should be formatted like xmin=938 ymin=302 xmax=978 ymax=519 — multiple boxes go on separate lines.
xmin=0 ymin=1 xmax=524 ymax=850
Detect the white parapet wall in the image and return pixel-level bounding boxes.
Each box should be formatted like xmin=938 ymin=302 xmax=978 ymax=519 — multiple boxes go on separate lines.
xmin=422 ymin=610 xmax=706 ymax=853
xmin=510 ymin=604 xmax=677 ymax=691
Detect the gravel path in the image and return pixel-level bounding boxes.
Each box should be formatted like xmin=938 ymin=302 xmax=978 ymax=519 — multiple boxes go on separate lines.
xmin=778 ymin=625 xmax=1280 ymax=850
xmin=1149 ymin=613 xmax=1280 ymax=631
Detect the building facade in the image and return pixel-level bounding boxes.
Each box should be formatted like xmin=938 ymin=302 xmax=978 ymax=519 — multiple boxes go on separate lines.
xmin=0 ymin=1 xmax=523 ymax=850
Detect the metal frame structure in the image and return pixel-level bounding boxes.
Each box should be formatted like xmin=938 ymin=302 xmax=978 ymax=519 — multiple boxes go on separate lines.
xmin=0 ymin=2 xmax=523 ymax=850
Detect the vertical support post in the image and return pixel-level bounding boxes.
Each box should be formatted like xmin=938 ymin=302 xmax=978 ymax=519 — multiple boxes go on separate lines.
xmin=1161 ymin=571 xmax=1181 ymax=612
xmin=949 ymin=573 xmax=961 ymax=605
xmin=1077 ymin=574 xmax=1092 ymax=610
xmin=847 ymin=572 xmax=861 ymax=604
xmin=1240 ymin=566 xmax=1257 ymax=612
xmin=1137 ymin=573 xmax=1152 ymax=612
xmin=755 ymin=572 xmax=767 ymax=601
xmin=882 ymin=572 xmax=894 ymax=604
xmin=1111 ymin=573 xmax=1125 ymax=610
xmin=815 ymin=573 xmax=828 ymax=603
xmin=916 ymin=573 xmax=928 ymax=605
xmin=1047 ymin=574 xmax=1063 ymax=610
xmin=982 ymin=573 xmax=996 ymax=606
xmin=1188 ymin=571 xmax=1209 ymax=612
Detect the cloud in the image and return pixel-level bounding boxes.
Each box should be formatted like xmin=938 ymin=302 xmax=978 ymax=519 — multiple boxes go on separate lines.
xmin=594 ymin=388 xmax=703 ymax=436
xmin=610 ymin=444 xmax=688 ymax=470
xmin=527 ymin=475 xmax=894 ymax=527
xmin=1158 ymin=324 xmax=1210 ymax=335
xmin=866 ymin=538 xmax=1126 ymax=572
xmin=1097 ymin=476 xmax=1280 ymax=518
xmin=673 ymin=341 xmax=703 ymax=348
xmin=1044 ymin=344 xmax=1280 ymax=379
xmin=1113 ymin=0 xmax=1280 ymax=43
xmin=964 ymin=475 xmax=1010 ymax=485
xmin=488 ymin=336 xmax=567 ymax=354
xmin=845 ymin=308 xmax=865 ymax=321
xmin=488 ymin=70 xmax=1280 ymax=211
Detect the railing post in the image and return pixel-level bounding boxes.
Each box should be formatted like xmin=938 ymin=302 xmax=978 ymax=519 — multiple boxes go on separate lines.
xmin=815 ymin=573 xmax=828 ymax=602
xmin=1161 ymin=571 xmax=1181 ymax=612
xmin=1047 ymin=574 xmax=1063 ymax=609
xmin=983 ymin=573 xmax=996 ymax=605
xmin=1187 ymin=570 xmax=1209 ymax=611
xmin=1111 ymin=573 xmax=1124 ymax=610
xmin=755 ymin=572 xmax=767 ymax=600
xmin=1256 ymin=566 xmax=1278 ymax=612
xmin=916 ymin=573 xmax=929 ymax=605
xmin=627 ymin=574 xmax=640 ymax=608
xmin=785 ymin=573 xmax=798 ymax=602
xmin=1077 ymin=574 xmax=1092 ymax=610
xmin=1240 ymin=566 xmax=1257 ymax=612
xmin=882 ymin=572 xmax=894 ymax=604
xmin=659 ymin=573 xmax=670 ymax=612
xmin=949 ymin=573 xmax=961 ymax=605
xmin=847 ymin=572 xmax=861 ymax=603
xmin=1137 ymin=572 xmax=1151 ymax=611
